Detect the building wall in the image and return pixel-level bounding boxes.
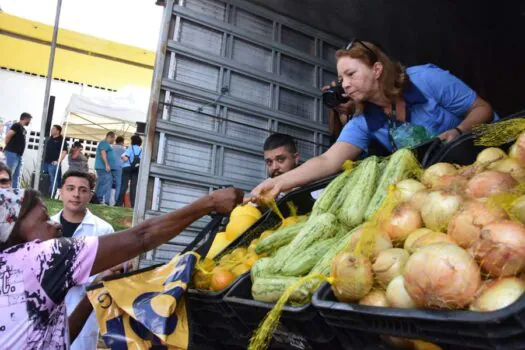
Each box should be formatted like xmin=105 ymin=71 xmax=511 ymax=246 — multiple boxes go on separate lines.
xmin=0 ymin=69 xmax=116 ymax=180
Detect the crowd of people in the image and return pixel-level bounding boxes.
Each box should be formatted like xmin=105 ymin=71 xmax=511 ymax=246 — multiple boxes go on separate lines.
xmin=2 ymin=113 xmax=143 ymax=208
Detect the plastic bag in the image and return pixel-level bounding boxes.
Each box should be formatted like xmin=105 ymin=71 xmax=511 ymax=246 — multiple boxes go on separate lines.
xmin=87 ymin=252 xmax=197 ymax=349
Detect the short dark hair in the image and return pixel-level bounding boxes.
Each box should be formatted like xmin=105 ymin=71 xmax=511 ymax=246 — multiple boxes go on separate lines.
xmin=131 ymin=134 xmax=142 ymax=146
xmin=20 ymin=112 xmax=32 ymax=120
xmin=72 ymin=141 xmax=83 ymax=149
xmin=52 ymin=125 xmax=62 ymax=134
xmin=116 ymin=136 xmax=124 ymax=144
xmin=106 ymin=131 xmax=115 ymax=138
xmin=0 ymin=162 xmax=12 ymax=179
xmin=62 ymin=170 xmax=95 ymax=190
xmin=263 ymin=133 xmax=297 ymax=154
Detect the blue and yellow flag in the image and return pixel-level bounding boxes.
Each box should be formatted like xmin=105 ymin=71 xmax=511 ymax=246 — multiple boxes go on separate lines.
xmin=87 ymin=252 xmax=199 ymax=349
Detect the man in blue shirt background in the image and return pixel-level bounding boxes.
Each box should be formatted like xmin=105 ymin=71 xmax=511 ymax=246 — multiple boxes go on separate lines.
xmin=94 ymin=131 xmax=116 ymax=204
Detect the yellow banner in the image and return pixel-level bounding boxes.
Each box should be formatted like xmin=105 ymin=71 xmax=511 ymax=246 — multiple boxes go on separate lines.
xmin=87 ymin=253 xmax=199 ymax=349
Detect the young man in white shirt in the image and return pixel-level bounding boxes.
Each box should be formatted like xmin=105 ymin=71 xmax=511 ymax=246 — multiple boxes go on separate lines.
xmin=51 ymin=170 xmax=115 ymax=350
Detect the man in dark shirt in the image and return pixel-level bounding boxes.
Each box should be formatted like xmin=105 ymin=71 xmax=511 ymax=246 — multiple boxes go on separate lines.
xmin=4 ymin=112 xmax=32 ymax=188
xmin=44 ymin=125 xmax=68 ymax=197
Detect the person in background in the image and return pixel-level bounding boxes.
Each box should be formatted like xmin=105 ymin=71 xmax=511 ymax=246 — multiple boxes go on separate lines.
xmin=94 ymin=132 xmax=116 ymax=204
xmin=117 ymin=134 xmax=142 ymax=207
xmin=0 ymin=162 xmax=12 ymax=189
xmin=4 ymin=112 xmax=31 ymax=188
xmin=263 ymin=133 xmax=322 ymax=199
xmin=0 ymin=185 xmax=242 ymax=348
xmin=264 ymin=133 xmax=300 ymax=179
xmin=43 ymin=125 xmax=68 ymax=198
xmin=68 ymin=141 xmax=89 ymax=173
xmin=111 ymin=136 xmax=126 ymax=206
xmin=251 ymin=40 xmax=496 ymax=201
xmin=51 ymin=170 xmax=115 ymax=350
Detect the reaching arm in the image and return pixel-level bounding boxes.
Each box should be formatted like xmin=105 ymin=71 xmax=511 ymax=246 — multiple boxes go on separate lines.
xmin=456 ymin=96 xmax=493 ymax=132
xmin=4 ymin=130 xmax=15 ymax=147
xmin=90 ymin=187 xmax=243 ymax=275
xmin=68 ymin=296 xmax=93 ymax=343
xmin=251 ymin=142 xmax=361 ymax=200
xmin=439 ymin=97 xmax=494 ymax=141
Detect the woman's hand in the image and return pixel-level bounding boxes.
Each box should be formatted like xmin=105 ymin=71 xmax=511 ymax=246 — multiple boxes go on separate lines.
xmin=438 ymin=128 xmax=462 ymax=142
xmin=247 ymin=177 xmax=283 ymax=205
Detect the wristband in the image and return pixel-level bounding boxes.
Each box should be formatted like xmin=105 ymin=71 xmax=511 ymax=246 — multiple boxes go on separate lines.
xmin=454 ymin=127 xmax=463 ymax=135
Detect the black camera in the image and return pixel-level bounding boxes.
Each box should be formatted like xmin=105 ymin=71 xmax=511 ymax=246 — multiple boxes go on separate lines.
xmin=322 ymin=82 xmax=350 ymax=108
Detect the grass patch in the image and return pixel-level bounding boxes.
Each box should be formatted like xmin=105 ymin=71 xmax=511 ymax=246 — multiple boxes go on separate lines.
xmin=44 ymin=199 xmax=134 ymax=231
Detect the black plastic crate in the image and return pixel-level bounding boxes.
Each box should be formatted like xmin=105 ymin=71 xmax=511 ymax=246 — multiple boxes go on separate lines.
xmin=189 ymin=316 xmax=249 ymax=350
xmin=313 ymin=282 xmax=525 ymax=350
xmin=425 ymin=112 xmax=525 ymax=167
xmin=224 ymin=274 xmax=344 ymax=349
xmin=185 ymin=176 xmax=335 ymax=342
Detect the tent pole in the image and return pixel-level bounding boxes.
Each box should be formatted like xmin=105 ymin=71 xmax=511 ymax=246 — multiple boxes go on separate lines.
xmin=51 ymin=115 xmax=70 ymax=198
xmin=34 ymin=0 xmax=63 ymax=192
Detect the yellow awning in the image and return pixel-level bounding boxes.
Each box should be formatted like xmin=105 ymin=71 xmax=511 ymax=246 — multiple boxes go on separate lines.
xmin=0 ymin=13 xmax=155 ymax=90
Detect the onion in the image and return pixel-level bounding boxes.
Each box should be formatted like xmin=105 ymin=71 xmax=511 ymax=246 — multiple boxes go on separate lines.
xmin=476 ymin=147 xmax=507 ymax=165
xmin=421 ymin=191 xmax=463 ymax=232
xmin=372 ymin=248 xmax=410 ymax=287
xmin=359 ymin=289 xmax=390 ymax=307
xmin=448 ymin=200 xmax=508 ymax=249
xmin=511 ymin=195 xmax=525 ymax=224
xmin=347 ymin=227 xmax=393 ymax=259
xmin=403 ymin=243 xmax=482 ymax=309
xmin=395 ymin=179 xmax=427 ymax=202
xmin=469 ymin=278 xmax=525 ymax=312
xmin=422 ymin=163 xmax=458 ymax=187
xmin=404 ymin=228 xmax=435 ymax=253
xmin=465 ymin=171 xmax=518 ymax=200
xmin=331 ymin=252 xmax=374 ymax=302
xmin=472 ymin=220 xmax=525 ymax=277
xmin=513 ymin=132 xmax=525 ymax=167
xmin=410 ymin=232 xmax=456 ymax=252
xmin=382 ymin=204 xmax=423 ymax=243
xmin=488 ymin=158 xmax=525 ymax=182
xmin=408 ymin=191 xmax=428 ymax=212
xmin=386 ymin=275 xmax=417 ymax=308
xmin=433 ymin=174 xmax=469 ymax=193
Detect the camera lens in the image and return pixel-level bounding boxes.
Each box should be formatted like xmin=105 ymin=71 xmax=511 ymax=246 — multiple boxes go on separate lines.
xmin=322 ymin=91 xmax=341 ymax=108
xmin=322 ymin=85 xmax=350 ymax=108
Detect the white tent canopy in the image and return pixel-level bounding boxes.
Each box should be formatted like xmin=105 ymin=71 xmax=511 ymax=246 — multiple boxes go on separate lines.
xmin=62 ymin=91 xmax=147 ymax=142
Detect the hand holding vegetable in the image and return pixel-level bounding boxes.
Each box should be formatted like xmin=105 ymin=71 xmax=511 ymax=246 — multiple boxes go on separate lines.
xmin=249 ymin=177 xmax=283 ymax=205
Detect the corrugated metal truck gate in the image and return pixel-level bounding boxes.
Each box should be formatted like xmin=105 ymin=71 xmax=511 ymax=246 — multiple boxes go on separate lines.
xmin=135 ymin=0 xmax=344 ymax=267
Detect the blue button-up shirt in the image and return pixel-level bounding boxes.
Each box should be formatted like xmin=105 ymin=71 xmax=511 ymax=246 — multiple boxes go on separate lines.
xmin=337 ymin=64 xmax=498 ymax=152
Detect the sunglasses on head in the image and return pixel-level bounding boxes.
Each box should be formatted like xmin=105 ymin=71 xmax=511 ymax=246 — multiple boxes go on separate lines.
xmin=345 ymin=38 xmax=378 ymax=63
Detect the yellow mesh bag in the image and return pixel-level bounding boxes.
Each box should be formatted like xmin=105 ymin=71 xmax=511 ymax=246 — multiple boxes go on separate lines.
xmin=473 ymin=118 xmax=525 ymax=147
xmin=248 ymin=274 xmax=333 ymax=350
